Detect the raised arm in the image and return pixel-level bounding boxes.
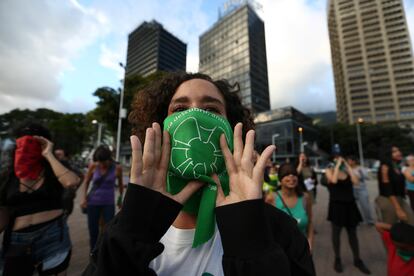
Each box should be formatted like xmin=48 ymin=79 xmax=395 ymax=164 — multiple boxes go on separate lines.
xmin=34 ymin=136 xmax=80 ymax=188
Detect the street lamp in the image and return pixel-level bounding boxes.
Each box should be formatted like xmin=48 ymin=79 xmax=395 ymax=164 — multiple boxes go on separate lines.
xmin=116 ymin=62 xmax=127 ymax=162
xmin=272 ymin=133 xmax=280 ymax=163
xmin=92 ymin=120 xmax=103 ymax=147
xmin=356 ymin=117 xmax=365 ymax=167
xmin=298 ymin=127 xmax=304 ymax=153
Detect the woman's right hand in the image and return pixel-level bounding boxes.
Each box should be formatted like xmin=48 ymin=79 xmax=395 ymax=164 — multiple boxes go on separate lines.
xmin=129 ymin=123 xmax=203 ymax=204
xmin=80 ymin=198 xmax=87 ymax=210
xmin=396 ymin=208 xmax=408 ymax=222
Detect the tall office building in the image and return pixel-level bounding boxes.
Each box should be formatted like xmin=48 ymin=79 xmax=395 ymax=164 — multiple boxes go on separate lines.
xmin=125 ymin=20 xmax=186 ymax=77
xmin=328 ymin=0 xmax=414 ymax=124
xmin=199 ymin=4 xmax=270 ymax=112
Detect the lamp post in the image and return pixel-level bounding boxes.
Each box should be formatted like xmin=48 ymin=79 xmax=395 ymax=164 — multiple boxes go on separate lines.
xmin=356 ymin=117 xmax=365 ymax=167
xmin=92 ymin=120 xmax=103 ymax=147
xmin=298 ymin=127 xmax=304 ymax=153
xmin=116 ymin=62 xmax=127 ymax=162
xmin=272 ymin=133 xmax=280 ymax=163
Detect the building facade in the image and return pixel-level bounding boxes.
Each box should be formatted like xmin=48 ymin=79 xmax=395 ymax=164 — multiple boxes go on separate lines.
xmin=254 ymin=107 xmax=320 ymax=162
xmin=199 ymin=4 xmax=270 ymax=113
xmin=125 ymin=20 xmax=186 ymax=77
xmin=328 ymin=0 xmax=414 ymax=124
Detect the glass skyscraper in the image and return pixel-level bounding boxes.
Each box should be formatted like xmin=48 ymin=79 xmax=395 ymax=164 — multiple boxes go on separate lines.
xmin=125 ymin=20 xmax=186 ymax=78
xmin=199 ymin=4 xmax=270 ymax=112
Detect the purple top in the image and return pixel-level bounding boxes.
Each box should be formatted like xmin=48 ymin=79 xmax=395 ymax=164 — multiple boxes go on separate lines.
xmin=88 ymin=165 xmax=117 ymax=206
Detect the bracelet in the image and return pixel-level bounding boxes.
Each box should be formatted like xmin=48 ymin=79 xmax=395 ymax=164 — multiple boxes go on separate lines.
xmin=57 ymin=170 xmax=70 ymax=179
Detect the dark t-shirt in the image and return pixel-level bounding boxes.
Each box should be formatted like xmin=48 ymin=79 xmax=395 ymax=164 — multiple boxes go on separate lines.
xmin=378 ymin=163 xmax=406 ymax=197
xmin=328 ymin=175 xmax=355 ymax=202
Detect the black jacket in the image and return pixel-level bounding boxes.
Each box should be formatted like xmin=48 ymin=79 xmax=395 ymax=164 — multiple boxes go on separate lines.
xmin=82 ymin=184 xmax=315 ymax=276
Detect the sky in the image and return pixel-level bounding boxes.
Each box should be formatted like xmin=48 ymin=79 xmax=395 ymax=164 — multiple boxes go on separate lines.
xmin=0 ymin=0 xmax=413 ymax=114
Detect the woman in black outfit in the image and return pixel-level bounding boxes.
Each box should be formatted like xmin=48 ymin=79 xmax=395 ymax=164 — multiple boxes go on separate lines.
xmin=325 ymin=156 xmax=370 ymax=274
xmin=0 ymin=122 xmax=80 ymax=275
xmin=82 ymin=72 xmax=315 ymax=276
xmin=376 ymin=145 xmax=414 ymax=225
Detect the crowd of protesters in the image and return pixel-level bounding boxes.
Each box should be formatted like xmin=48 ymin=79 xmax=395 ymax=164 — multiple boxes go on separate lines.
xmin=0 ymin=72 xmax=413 ymax=275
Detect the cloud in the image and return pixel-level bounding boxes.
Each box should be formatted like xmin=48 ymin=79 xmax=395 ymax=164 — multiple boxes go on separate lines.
xmin=0 ymin=0 xmax=108 ymax=113
xmin=259 ymin=0 xmax=335 ymax=113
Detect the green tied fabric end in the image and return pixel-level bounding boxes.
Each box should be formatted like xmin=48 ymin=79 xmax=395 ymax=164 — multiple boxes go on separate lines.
xmin=397 ymin=249 xmax=414 ymax=262
xmin=163 ymin=108 xmax=234 ymax=247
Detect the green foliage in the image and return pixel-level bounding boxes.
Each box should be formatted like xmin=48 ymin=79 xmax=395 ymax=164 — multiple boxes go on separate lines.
xmin=0 ymin=108 xmax=93 ymax=156
xmin=316 ymin=123 xmax=414 ymax=159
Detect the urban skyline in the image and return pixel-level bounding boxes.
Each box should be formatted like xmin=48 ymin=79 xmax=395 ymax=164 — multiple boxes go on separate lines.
xmin=0 ymin=0 xmax=413 ymax=116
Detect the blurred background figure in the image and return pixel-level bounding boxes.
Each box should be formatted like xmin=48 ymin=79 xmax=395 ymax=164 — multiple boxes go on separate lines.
xmin=325 ymin=148 xmax=370 ymax=274
xmin=54 ymin=147 xmax=83 ymax=218
xmin=265 ymin=163 xmax=314 ymax=252
xmin=297 ymin=153 xmax=318 ymax=203
xmin=0 ymin=121 xmax=80 ymax=275
xmin=346 ymin=156 xmax=374 ymax=225
xmin=375 ymin=222 xmax=414 ymax=276
xmin=376 ymin=145 xmax=414 ymax=225
xmin=80 ymin=145 xmax=123 ymax=252
xmin=403 ymin=154 xmax=414 ymax=213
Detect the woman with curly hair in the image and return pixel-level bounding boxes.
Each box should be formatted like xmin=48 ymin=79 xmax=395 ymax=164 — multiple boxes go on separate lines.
xmin=83 ymin=72 xmax=315 ymax=276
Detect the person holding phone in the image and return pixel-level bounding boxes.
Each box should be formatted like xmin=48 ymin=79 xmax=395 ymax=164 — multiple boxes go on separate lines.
xmin=325 ymin=153 xmax=370 ymax=274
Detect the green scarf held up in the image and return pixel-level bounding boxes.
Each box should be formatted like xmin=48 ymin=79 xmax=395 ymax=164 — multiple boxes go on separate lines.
xmin=163 ymin=108 xmax=233 ymax=247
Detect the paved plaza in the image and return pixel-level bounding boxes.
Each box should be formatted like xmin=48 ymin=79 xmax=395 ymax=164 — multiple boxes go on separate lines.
xmin=67 ymin=176 xmax=388 ymax=275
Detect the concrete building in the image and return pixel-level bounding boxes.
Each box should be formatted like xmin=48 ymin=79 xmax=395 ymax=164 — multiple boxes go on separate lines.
xmin=199 ymin=3 xmax=270 ymax=113
xmin=328 ymin=0 xmax=414 ymax=124
xmin=254 ymin=107 xmax=321 ymax=162
xmin=125 ymin=20 xmax=186 ymax=77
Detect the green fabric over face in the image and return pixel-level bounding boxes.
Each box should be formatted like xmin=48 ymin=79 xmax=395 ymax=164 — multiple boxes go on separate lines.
xmin=163 ymin=108 xmax=233 ymax=247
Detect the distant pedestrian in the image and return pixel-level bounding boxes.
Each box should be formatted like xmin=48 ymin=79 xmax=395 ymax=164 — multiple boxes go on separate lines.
xmin=325 ymin=154 xmax=371 ymax=274
xmin=346 ymin=156 xmax=374 ymax=225
xmin=403 ymin=154 xmax=414 ymax=213
xmin=80 ymin=145 xmax=124 ymax=252
xmin=265 ymin=163 xmax=314 ymax=251
xmin=297 ymin=153 xmax=318 ymax=203
xmin=375 ymin=222 xmax=414 ymax=276
xmin=376 ymin=145 xmax=414 ymax=225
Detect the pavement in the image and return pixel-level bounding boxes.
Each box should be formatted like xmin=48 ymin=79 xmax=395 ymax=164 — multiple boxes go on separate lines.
xmin=67 ymin=177 xmax=388 ymax=276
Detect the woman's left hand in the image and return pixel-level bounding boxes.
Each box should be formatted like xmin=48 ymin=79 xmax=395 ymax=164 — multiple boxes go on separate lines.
xmin=215 ymin=123 xmax=276 ymax=207
xmin=33 ymin=136 xmax=54 ymax=158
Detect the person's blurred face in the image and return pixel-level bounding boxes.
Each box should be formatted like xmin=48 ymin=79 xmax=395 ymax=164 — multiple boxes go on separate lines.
xmin=280 ymin=174 xmax=298 ymax=190
xmin=407 ymin=156 xmax=414 ymax=167
xmin=392 ymin=147 xmax=403 ymax=162
xmin=168 ymin=79 xmax=227 ymax=117
xmin=54 ymin=149 xmax=66 ymax=161
xmin=299 ymin=153 xmax=307 ymax=163
xmin=347 ymin=158 xmax=356 ymax=167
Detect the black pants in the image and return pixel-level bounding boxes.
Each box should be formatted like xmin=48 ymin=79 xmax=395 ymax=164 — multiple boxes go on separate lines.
xmin=331 ymin=223 xmax=360 ymax=260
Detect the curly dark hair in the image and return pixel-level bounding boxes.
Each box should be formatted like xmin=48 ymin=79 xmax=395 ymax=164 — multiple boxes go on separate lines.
xmin=93 ymin=145 xmax=113 ymax=162
xmin=13 ymin=121 xmax=52 ymax=140
xmin=128 ymin=72 xmax=255 ymax=142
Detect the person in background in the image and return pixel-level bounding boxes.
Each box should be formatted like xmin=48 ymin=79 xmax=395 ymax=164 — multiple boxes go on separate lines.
xmin=54 ymin=148 xmax=83 ymax=217
xmin=376 ymin=145 xmax=414 ymax=225
xmin=297 ymin=153 xmax=318 ymax=203
xmin=265 ymin=163 xmax=314 ymax=252
xmin=325 ymin=153 xmax=371 ymax=274
xmin=403 ymin=154 xmax=414 ymax=213
xmin=346 ymin=156 xmax=374 ymax=225
xmin=80 ymin=145 xmax=124 ymax=252
xmin=375 ymin=222 xmax=414 ymax=276
xmin=0 ymin=122 xmax=80 ymax=275
xmin=263 ymin=159 xmax=278 ymax=194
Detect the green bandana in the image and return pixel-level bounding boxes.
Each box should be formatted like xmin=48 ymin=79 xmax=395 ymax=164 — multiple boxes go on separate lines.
xmin=163 ymin=108 xmax=233 ymax=247
xmin=397 ymin=249 xmax=414 ymax=262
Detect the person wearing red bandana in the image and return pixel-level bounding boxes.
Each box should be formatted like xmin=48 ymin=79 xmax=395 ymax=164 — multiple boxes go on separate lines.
xmin=0 ymin=122 xmax=80 ymax=276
